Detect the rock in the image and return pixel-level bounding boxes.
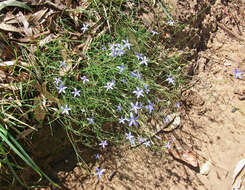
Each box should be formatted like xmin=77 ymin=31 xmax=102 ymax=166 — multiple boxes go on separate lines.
xmin=200 ymin=161 xmax=211 ymax=175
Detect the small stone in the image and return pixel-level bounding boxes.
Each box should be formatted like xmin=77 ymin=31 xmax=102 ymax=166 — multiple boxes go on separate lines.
xmin=200 ymin=161 xmax=211 ymax=175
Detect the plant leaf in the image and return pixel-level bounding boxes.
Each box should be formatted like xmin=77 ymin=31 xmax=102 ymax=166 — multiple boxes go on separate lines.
xmin=0 ymin=0 xmax=31 ymax=12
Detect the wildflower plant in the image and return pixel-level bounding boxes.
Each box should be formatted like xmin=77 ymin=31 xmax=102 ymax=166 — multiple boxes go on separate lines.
xmin=27 ymin=20 xmax=186 ymax=158
xmin=0 ymin=0 xmax=194 ymax=186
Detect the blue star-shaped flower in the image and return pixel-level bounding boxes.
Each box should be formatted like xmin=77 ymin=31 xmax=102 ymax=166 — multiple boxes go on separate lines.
xmin=136 ymin=53 xmax=143 ymax=60
xmin=143 ymin=141 xmax=151 ymax=147
xmin=130 ymin=102 xmax=142 ymax=114
xmin=71 ymin=88 xmax=81 ymax=97
xmin=59 ymin=61 xmax=66 ymax=68
xmin=57 ymin=83 xmax=67 ymax=94
xmin=61 ymin=104 xmax=71 ymax=115
xmin=145 ymin=100 xmax=154 ymax=114
xmin=81 ymin=76 xmax=89 ymax=84
xmin=117 ymin=64 xmax=125 ymax=73
xmin=131 ymin=71 xmax=142 ymax=79
xmin=87 ymin=117 xmax=95 ymax=125
xmin=54 ymin=77 xmax=62 ymax=86
xmin=94 ymin=168 xmax=106 ymax=180
xmin=133 ymin=87 xmax=144 ymax=99
xmin=118 ymin=116 xmax=126 ymax=124
xmin=99 ymin=140 xmax=108 ymax=148
xmin=168 ymin=20 xmax=174 ymax=26
xmin=127 ymin=112 xmax=139 ymax=127
xmin=125 ymin=132 xmax=134 ymax=140
xmin=122 ymin=39 xmax=131 ymax=50
xmin=95 ymin=153 xmax=100 ymax=159
xmin=167 ymin=75 xmax=175 ymax=85
xmin=151 ymin=30 xmax=158 ymax=35
xmin=233 ymin=68 xmax=243 ymax=79
xmin=81 ymin=24 xmax=89 ymax=33
xmin=144 ymin=84 xmax=150 ymax=94
xmin=139 ymin=56 xmax=149 ymax=66
xmin=104 ymin=80 xmax=115 ymax=91
xmin=116 ymin=104 xmax=122 ymax=112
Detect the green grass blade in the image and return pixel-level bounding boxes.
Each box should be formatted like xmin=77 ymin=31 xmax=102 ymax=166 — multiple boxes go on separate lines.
xmin=0 ymin=0 xmax=32 ymax=12
xmin=0 ymin=126 xmax=61 ymax=188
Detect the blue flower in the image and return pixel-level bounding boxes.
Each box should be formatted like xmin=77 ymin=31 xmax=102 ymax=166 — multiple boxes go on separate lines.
xmin=71 ymin=88 xmax=81 ymax=97
xmin=110 ymin=48 xmax=118 ymax=57
xmin=59 ymin=61 xmax=66 ymax=68
xmin=164 ymin=115 xmax=170 ymax=123
xmin=131 ymin=71 xmax=142 ymax=79
xmin=104 ymin=80 xmax=115 ymax=91
xmin=176 ymin=103 xmax=180 ymax=108
xmin=126 ymin=132 xmax=134 ymax=140
xmin=136 ymin=53 xmax=143 ymax=60
xmin=168 ymin=20 xmax=174 ymax=26
xmin=81 ymin=24 xmax=89 ymax=33
xmin=151 ymin=30 xmax=158 ymax=35
xmin=99 ymin=140 xmax=108 ymax=148
xmin=57 ymin=83 xmax=67 ymax=94
xmin=87 ymin=117 xmax=95 ymax=125
xmin=94 ymin=168 xmax=106 ymax=180
xmin=165 ymin=138 xmax=173 ymax=149
xmin=109 ymin=43 xmax=126 ymax=57
xmin=143 ymin=141 xmax=151 ymax=147
xmin=121 ymin=78 xmax=127 ymax=84
xmin=61 ymin=104 xmax=71 ymax=115
xmin=167 ymin=75 xmax=175 ymax=85
xmin=138 ymin=137 xmax=145 ymax=143
xmin=54 ymin=77 xmax=62 ymax=86
xmin=122 ymin=39 xmax=131 ymax=50
xmin=116 ymin=104 xmax=122 ymax=112
xmin=139 ymin=56 xmax=149 ymax=66
xmin=101 ymin=44 xmax=107 ymax=50
xmin=117 ymin=64 xmax=125 ymax=73
xmin=95 ymin=153 xmax=100 ymax=159
xmin=129 ymin=138 xmax=135 ymax=146
xmin=144 ymin=84 xmax=150 ymax=94
xmin=127 ymin=112 xmax=139 ymax=127
xmin=130 ymin=102 xmax=142 ymax=114
xmin=118 ymin=116 xmax=126 ymax=124
xmin=117 ymin=49 xmax=126 ymax=57
xmin=81 ymin=76 xmax=89 ymax=84
xmin=145 ymin=100 xmax=154 ymax=114
xmin=133 ymin=87 xmax=144 ymax=99
xmin=233 ymin=68 xmax=243 ymax=79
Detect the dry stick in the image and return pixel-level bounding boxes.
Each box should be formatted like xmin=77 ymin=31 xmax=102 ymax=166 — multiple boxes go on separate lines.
xmin=217 ymin=23 xmax=244 ymax=42
xmin=130 ymin=116 xmax=177 ymax=149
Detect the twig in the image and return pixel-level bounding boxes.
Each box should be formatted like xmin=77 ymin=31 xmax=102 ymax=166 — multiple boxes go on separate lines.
xmin=217 ymin=23 xmax=244 ymax=42
xmin=130 ymin=116 xmax=177 ymax=149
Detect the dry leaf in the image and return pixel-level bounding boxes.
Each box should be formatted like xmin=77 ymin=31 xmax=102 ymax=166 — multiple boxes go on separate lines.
xmin=0 ymin=22 xmax=23 ymax=33
xmin=0 ymin=60 xmax=15 ymax=69
xmin=39 ymin=33 xmax=56 ymax=47
xmin=170 ymin=148 xmax=199 ymax=168
xmin=181 ymin=151 xmax=199 ymax=167
xmin=17 ymin=11 xmax=32 ymax=36
xmin=0 ymin=83 xmax=20 ymax=90
xmin=28 ymin=8 xmax=48 ymax=25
